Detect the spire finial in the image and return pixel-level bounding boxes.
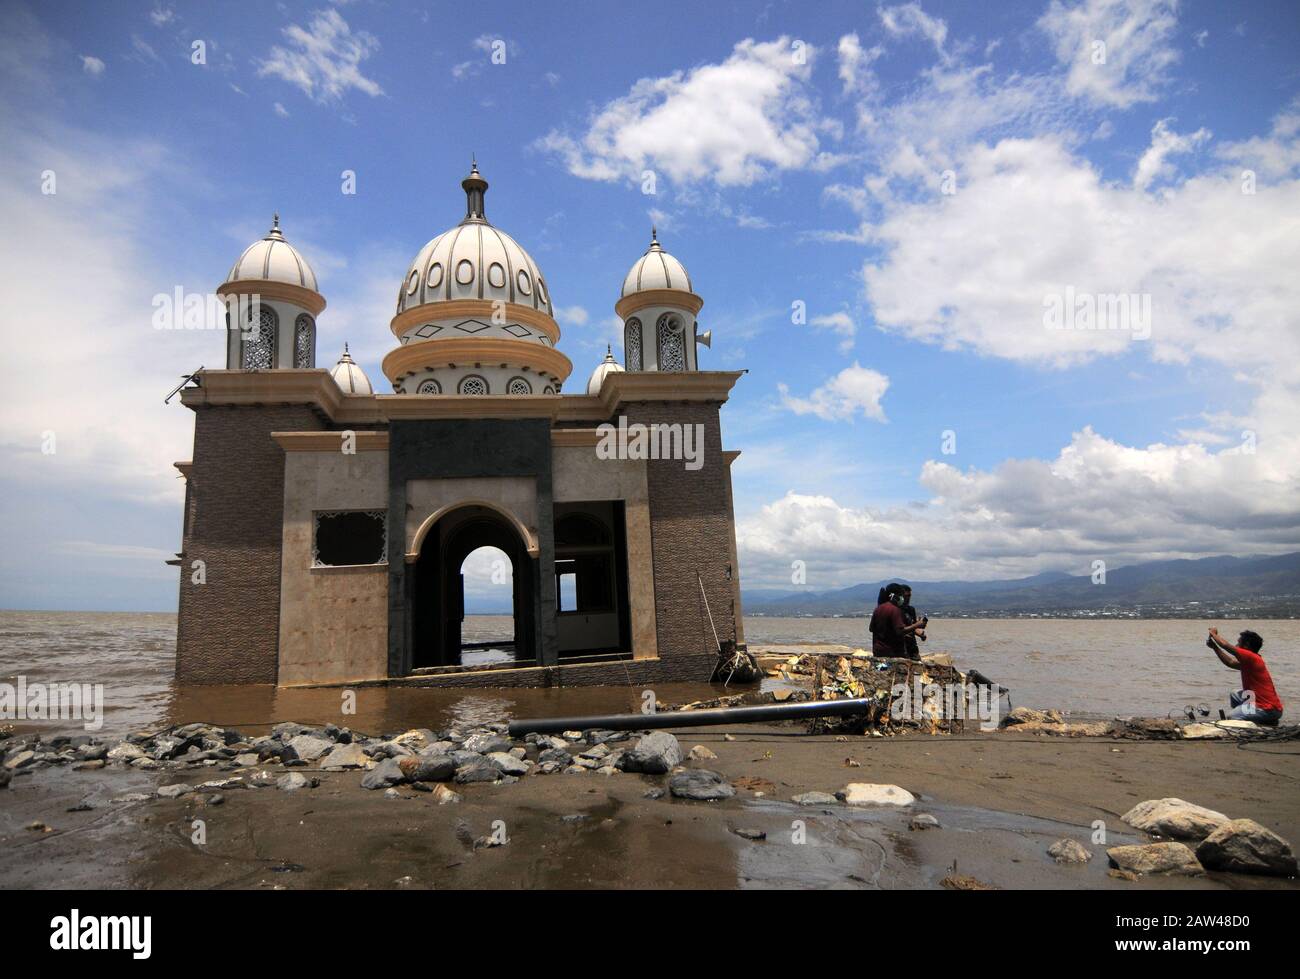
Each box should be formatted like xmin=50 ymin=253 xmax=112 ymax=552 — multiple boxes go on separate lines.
xmin=267 ymin=212 xmax=284 ymax=239
xmin=651 ymin=224 xmax=658 ymax=242
xmin=461 ymin=159 xmax=489 ymax=224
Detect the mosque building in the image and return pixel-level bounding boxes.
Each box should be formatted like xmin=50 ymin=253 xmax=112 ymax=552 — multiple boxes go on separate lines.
xmin=172 ymin=164 xmax=747 ymax=687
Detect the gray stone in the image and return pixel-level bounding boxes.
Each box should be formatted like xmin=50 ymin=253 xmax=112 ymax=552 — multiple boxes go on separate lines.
xmin=4 ymin=750 xmax=35 ymax=770
xmin=431 ymin=785 xmax=461 ymax=805
xmin=359 ymin=757 xmax=406 ymax=790
xmin=910 ymin=813 xmax=942 ymax=831
xmin=398 ymin=753 xmax=456 ymax=782
xmin=454 ymin=764 xmax=501 ymax=784
xmin=1196 ymin=819 xmax=1298 ymax=876
xmin=319 ymin=743 xmax=370 ymax=770
xmin=617 ymin=731 xmax=683 ymax=774
xmin=156 ymin=783 xmax=192 ymax=799
xmin=668 ymin=769 xmax=735 ymax=801
xmin=1122 ymin=798 xmax=1231 ymax=841
xmin=1048 ymin=838 xmax=1092 ymax=863
xmin=287 ymin=735 xmax=333 ymax=762
xmin=538 ymin=747 xmax=571 ymax=765
xmin=688 ymin=745 xmax=718 ymax=761
xmin=792 ymin=791 xmax=838 ymax=806
xmin=487 ymin=752 xmax=530 ymax=776
xmin=1107 ymin=842 xmax=1204 ymax=876
xmin=733 ymin=827 xmax=766 ymax=840
xmin=276 ymin=772 xmax=315 ymax=792
xmin=463 ymin=732 xmax=511 ymax=755
xmin=106 ymin=742 xmax=146 ymax=763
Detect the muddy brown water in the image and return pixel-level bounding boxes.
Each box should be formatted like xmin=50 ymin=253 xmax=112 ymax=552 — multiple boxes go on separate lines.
xmin=2 ymin=611 xmax=1298 ymax=737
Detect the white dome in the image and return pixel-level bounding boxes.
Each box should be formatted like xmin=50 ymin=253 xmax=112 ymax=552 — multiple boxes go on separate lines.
xmin=330 ymin=344 xmax=372 ymax=395
xmin=396 ymin=162 xmax=553 ymax=317
xmin=586 ymin=346 xmax=625 ymax=395
xmin=621 ymin=229 xmax=692 ymax=297
xmin=227 ymin=215 xmax=319 ymax=292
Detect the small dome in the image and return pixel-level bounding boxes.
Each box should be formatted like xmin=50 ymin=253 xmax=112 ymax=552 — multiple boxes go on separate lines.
xmin=330 ymin=344 xmax=372 ymax=395
xmin=227 ymin=214 xmax=319 ymax=292
xmin=396 ymin=162 xmax=553 ymax=317
xmin=620 ymin=228 xmax=692 ymax=297
xmin=587 ymin=345 xmax=625 ymax=395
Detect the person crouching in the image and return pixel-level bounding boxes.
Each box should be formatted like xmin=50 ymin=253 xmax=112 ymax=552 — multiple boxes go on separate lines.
xmin=1206 ymin=627 xmax=1284 ymax=726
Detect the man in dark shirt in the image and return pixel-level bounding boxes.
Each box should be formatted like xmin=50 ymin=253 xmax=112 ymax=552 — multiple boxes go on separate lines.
xmin=1207 ymin=627 xmax=1284 ymax=725
xmin=870 ymin=585 xmax=927 ymax=658
xmin=899 ymin=585 xmax=926 ymax=660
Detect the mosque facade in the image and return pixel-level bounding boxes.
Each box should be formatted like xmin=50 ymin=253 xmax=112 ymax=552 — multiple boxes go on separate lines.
xmin=172 ymin=165 xmax=747 ymax=687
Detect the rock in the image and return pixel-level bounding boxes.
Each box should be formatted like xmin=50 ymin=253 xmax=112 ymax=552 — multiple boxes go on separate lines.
xmin=1048 ymin=838 xmax=1092 ymax=863
xmin=668 ymin=769 xmax=736 ymax=801
xmin=106 ymin=743 xmax=145 ymax=763
xmin=578 ymin=743 xmax=610 ymax=760
xmin=431 ymin=784 xmax=462 ymax=805
xmin=538 ymin=747 xmax=571 ymax=765
xmin=384 ymin=787 xmax=402 ymax=799
xmin=792 ymin=791 xmax=838 ymax=806
xmin=487 ymin=752 xmax=530 ymax=776
xmin=113 ymin=793 xmax=151 ymax=803
xmin=234 ymin=753 xmax=260 ymax=767
xmin=156 ymin=783 xmax=192 ymax=799
xmin=398 ymin=753 xmax=456 ymax=782
xmin=0 ymin=767 xmax=12 ymax=788
xmin=4 ymin=750 xmax=36 ymax=770
xmin=463 ymin=732 xmax=511 ymax=755
xmin=732 ymin=827 xmax=766 ymax=841
xmin=910 ymin=813 xmax=942 ymax=831
xmin=287 ymin=735 xmax=332 ymax=762
xmin=320 ymin=743 xmax=370 ymax=770
xmin=359 ymin=757 xmax=406 ymax=790
xmin=617 ymin=731 xmax=683 ymax=774
xmin=1002 ymin=706 xmax=1063 ymax=726
xmin=1181 ymin=723 xmax=1229 ymax=740
xmin=688 ymin=745 xmax=718 ymax=761
xmin=454 ymin=764 xmax=501 ymax=784
xmin=643 ymin=788 xmax=665 ymax=800
xmin=77 ymin=744 xmax=108 ymax=761
xmin=1196 ymin=819 xmax=1298 ymax=877
xmin=1107 ymin=842 xmax=1203 ymax=876
xmin=277 ymin=772 xmax=317 ymax=791
xmin=837 ymin=783 xmax=915 ymax=806
xmin=1122 ymin=798 xmax=1231 ymax=840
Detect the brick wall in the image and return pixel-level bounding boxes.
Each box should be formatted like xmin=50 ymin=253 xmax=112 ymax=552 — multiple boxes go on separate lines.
xmin=175 ymin=404 xmax=325 ymax=684
xmin=622 ymin=401 xmax=739 ymax=663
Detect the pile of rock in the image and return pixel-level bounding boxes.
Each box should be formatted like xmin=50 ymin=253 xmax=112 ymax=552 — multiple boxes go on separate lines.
xmin=2 ymin=721 xmax=744 ymax=804
xmin=1106 ymin=797 xmax=1297 ymax=878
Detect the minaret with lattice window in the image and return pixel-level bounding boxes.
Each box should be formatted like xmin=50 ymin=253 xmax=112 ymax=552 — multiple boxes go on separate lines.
xmin=615 ymin=227 xmax=706 ymax=373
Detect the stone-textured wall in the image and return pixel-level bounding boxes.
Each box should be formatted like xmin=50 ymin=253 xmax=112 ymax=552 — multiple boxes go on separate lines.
xmin=621 ymin=401 xmax=739 ymax=664
xmin=176 ymin=404 xmax=325 ymax=684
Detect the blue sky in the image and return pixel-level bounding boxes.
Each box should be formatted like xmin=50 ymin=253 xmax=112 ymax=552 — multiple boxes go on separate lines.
xmin=1 ymin=0 xmax=1298 ymax=611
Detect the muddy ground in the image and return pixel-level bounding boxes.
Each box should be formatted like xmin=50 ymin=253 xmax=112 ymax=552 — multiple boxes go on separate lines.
xmin=2 ymin=725 xmax=1297 ymax=890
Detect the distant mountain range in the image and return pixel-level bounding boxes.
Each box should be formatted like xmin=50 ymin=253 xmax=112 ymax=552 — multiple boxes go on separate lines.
xmin=742 ymin=552 xmax=1300 ymax=619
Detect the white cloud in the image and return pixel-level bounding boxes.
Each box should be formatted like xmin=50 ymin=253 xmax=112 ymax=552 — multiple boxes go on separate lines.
xmin=1217 ymin=98 xmax=1300 ymax=181
xmin=273 ymin=101 xmax=290 ymax=118
xmin=804 ymin=310 xmax=857 ymax=351
xmin=149 ymin=5 xmax=174 ymax=28
xmin=80 ymin=55 xmax=105 ymax=76
xmin=1133 ymin=118 xmax=1209 ymax=191
xmin=878 ymin=2 xmax=950 ymax=60
xmin=778 ymin=363 xmax=890 ymax=421
xmin=536 ymin=37 xmax=829 ymax=187
xmin=555 ymin=304 xmax=589 ymax=327
xmin=1037 ymin=0 xmax=1180 ymax=108
xmin=257 ymin=8 xmax=383 ymax=103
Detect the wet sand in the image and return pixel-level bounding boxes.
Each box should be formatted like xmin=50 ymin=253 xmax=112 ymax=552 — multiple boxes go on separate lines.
xmin=3 ymin=726 xmax=1297 ymax=890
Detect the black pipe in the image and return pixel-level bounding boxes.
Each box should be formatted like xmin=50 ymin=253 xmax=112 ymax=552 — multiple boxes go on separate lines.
xmin=507 ymin=697 xmax=874 ymax=737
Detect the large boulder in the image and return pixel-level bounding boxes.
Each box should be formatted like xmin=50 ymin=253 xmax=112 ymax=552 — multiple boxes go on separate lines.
xmin=398 ymin=753 xmax=457 ymax=783
xmin=1195 ymin=819 xmax=1298 ymax=877
xmin=616 ymin=732 xmax=683 ymax=774
xmin=486 ymin=752 xmax=530 ymax=776
xmin=462 ymin=732 xmax=512 ymax=755
xmin=668 ymin=769 xmax=736 ymax=801
xmin=1107 ymin=842 xmax=1203 ymax=876
xmin=837 ymin=783 xmax=915 ymax=806
xmin=1122 ymin=798 xmax=1231 ymax=840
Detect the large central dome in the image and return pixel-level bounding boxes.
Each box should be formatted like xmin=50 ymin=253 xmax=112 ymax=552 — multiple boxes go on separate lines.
xmin=395 ymin=162 xmax=553 ymax=317
xmin=382 ymin=163 xmax=571 ymax=396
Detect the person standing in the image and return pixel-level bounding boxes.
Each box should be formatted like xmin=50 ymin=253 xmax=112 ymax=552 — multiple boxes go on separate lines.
xmin=899 ymin=585 xmax=927 ymax=661
xmin=870 ymin=584 xmax=927 ymax=659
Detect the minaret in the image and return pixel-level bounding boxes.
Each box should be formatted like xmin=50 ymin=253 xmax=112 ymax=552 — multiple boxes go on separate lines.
xmin=615 ymin=227 xmax=704 ymax=372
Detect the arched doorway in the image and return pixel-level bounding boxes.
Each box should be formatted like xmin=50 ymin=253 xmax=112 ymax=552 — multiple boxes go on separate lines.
xmin=459 ymin=545 xmax=515 ymax=667
xmin=411 ymin=505 xmax=535 ymax=670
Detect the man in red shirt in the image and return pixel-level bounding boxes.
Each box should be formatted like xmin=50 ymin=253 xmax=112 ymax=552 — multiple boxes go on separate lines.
xmin=1207 ymin=627 xmax=1284 ymax=726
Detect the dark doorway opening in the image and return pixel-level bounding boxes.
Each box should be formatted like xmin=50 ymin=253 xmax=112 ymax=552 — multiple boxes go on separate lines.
xmin=412 ymin=506 xmax=536 ymax=672
xmin=555 ymin=501 xmax=632 ymax=662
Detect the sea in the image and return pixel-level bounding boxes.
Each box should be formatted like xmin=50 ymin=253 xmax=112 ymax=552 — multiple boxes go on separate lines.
xmin=1 ymin=611 xmax=1296 ymax=737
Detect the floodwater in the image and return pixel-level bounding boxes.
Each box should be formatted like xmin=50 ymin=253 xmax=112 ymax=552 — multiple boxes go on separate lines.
xmin=0 ymin=611 xmax=1296 ymax=737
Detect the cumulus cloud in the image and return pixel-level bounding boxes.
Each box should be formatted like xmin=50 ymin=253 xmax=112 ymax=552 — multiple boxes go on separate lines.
xmin=257 ymin=8 xmax=383 ymax=103
xmin=778 ymin=363 xmax=890 ymax=422
xmin=878 ymin=2 xmax=950 ymax=60
xmin=1037 ymin=0 xmax=1180 ymax=108
xmin=1132 ymin=118 xmax=1210 ymax=190
xmin=80 ymin=55 xmax=105 ymax=76
xmin=536 ymin=37 xmax=831 ymax=187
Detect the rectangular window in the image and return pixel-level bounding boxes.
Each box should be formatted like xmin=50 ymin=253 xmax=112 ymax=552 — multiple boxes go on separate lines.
xmin=313 ymin=510 xmax=387 ymax=567
xmin=555 ymin=554 xmax=613 ymax=614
